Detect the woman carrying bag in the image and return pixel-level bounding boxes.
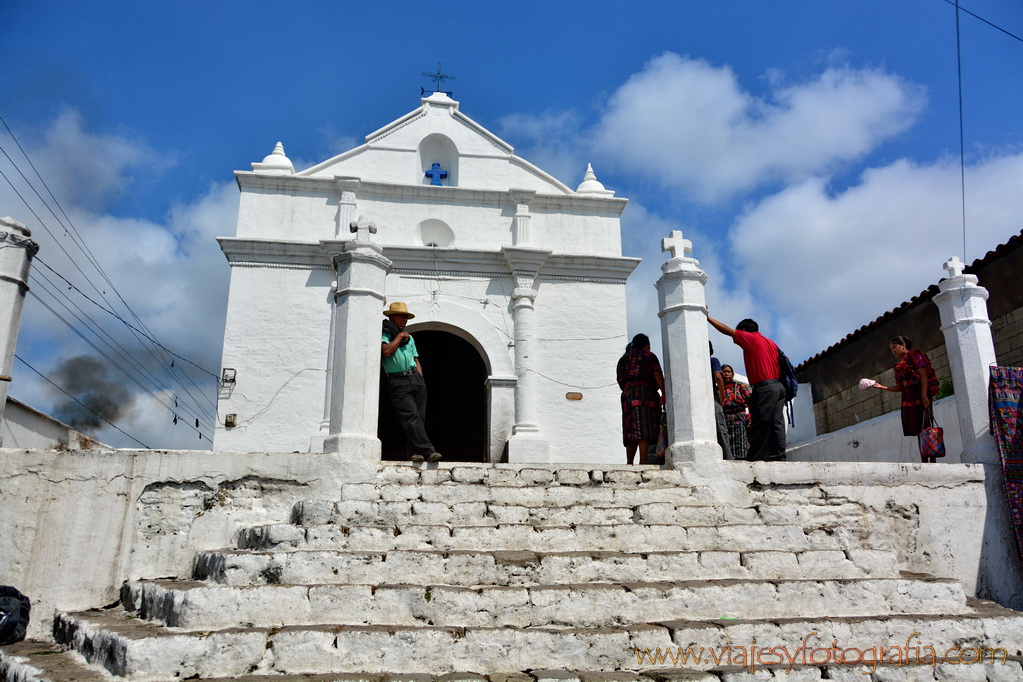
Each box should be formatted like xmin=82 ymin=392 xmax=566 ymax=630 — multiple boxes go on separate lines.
xmin=871 ymin=335 xmax=942 ymax=463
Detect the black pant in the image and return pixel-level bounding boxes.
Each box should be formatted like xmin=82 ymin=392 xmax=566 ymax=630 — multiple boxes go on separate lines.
xmin=748 ymin=380 xmax=786 ymax=461
xmin=715 ymin=402 xmax=733 ymax=460
xmin=386 ymin=371 xmax=434 ymax=456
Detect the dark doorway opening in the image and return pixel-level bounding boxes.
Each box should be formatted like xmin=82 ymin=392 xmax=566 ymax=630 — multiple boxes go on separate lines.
xmin=378 ymin=329 xmax=488 ymax=462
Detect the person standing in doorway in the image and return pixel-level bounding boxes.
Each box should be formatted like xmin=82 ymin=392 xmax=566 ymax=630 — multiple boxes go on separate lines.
xmin=381 ymin=302 xmax=442 ymax=463
xmin=707 ymin=316 xmax=786 ymax=461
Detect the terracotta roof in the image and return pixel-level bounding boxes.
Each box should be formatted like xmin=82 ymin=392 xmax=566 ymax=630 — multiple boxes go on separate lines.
xmin=796 ymin=227 xmax=1023 ymax=370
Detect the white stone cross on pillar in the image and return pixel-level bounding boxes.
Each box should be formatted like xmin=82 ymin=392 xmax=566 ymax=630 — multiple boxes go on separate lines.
xmin=661 ymin=230 xmax=693 ymax=260
xmin=349 ymin=216 xmax=377 ymax=242
xmin=943 ymin=256 xmax=966 ymax=278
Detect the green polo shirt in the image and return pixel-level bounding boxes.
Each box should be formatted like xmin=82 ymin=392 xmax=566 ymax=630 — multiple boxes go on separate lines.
xmin=381 ymin=333 xmax=419 ymax=374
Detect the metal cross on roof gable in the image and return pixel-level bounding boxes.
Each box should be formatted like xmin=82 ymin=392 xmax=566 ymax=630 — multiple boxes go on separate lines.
xmin=423 ymin=62 xmax=455 ymax=92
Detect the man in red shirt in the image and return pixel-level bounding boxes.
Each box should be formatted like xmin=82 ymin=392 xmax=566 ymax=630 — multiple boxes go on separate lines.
xmin=707 ymin=316 xmax=786 ymax=461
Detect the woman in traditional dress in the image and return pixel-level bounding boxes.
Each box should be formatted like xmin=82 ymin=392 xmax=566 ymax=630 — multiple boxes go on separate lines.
xmin=872 ymin=335 xmax=940 ymax=462
xmin=616 ymin=333 xmax=665 ymax=465
xmin=720 ymin=365 xmax=751 ymax=459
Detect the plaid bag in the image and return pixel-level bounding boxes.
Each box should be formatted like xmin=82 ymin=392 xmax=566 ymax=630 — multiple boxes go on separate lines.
xmin=652 ymin=408 xmax=668 ymax=465
xmin=918 ymin=410 xmax=945 ymax=459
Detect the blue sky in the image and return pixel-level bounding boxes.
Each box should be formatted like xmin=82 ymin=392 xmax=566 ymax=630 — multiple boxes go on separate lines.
xmin=1 ymin=0 xmax=1021 ymax=448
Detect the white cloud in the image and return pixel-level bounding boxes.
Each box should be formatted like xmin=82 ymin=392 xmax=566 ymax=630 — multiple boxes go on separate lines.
xmin=2 ymin=111 xmax=235 ymax=449
xmin=730 ymin=152 xmax=1023 ymax=362
xmin=29 ymin=110 xmax=168 ymax=210
xmin=592 ymin=52 xmax=926 ymax=202
xmin=497 ymin=110 xmax=589 ymax=188
xmin=619 ymin=202 xmax=758 ymax=374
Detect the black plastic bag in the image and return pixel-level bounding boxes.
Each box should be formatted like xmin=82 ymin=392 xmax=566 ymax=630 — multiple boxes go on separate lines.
xmin=0 ymin=586 xmax=30 ymax=645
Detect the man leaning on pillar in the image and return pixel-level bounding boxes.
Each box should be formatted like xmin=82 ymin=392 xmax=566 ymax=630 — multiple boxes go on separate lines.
xmin=381 ymin=302 xmax=442 ymax=464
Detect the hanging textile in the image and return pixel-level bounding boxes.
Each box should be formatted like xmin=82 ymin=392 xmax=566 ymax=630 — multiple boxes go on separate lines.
xmin=989 ymin=366 xmax=1023 ymax=561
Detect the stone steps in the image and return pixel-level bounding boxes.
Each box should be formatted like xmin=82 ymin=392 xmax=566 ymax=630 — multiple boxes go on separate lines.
xmin=9 ymin=463 xmax=1023 ymax=680
xmin=237 ymin=522 xmax=864 ymax=554
xmin=0 ymin=640 xmax=108 ymax=681
xmin=306 ymin=499 xmax=763 ymax=528
xmin=123 ymin=576 xmax=968 ymax=630
xmin=52 ymin=604 xmax=1023 ymax=679
xmin=193 ymin=547 xmax=898 ymax=586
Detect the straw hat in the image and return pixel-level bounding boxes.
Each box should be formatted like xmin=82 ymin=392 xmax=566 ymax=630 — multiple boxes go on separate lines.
xmin=383 ymin=302 xmax=415 ymax=319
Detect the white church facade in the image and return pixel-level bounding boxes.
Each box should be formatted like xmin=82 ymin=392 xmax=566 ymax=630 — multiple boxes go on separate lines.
xmin=213 ymin=92 xmax=639 ymax=463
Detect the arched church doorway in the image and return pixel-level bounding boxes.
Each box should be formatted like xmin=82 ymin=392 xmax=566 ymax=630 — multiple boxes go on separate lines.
xmin=378 ymin=330 xmax=488 ymax=462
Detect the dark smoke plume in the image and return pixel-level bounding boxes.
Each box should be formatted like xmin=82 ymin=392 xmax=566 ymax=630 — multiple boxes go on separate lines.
xmin=50 ymin=355 xmax=135 ymax=431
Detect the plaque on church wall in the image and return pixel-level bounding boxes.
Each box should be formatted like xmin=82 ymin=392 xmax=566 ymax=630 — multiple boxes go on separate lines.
xmin=565 ymin=392 xmax=583 ymax=401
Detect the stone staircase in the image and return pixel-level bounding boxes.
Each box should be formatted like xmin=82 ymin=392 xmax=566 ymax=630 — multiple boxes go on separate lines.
xmin=4 ymin=464 xmax=1023 ymax=680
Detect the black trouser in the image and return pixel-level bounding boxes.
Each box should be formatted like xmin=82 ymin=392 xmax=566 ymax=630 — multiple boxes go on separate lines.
xmin=386 ymin=371 xmax=434 ymax=456
xmin=715 ymin=402 xmax=733 ymax=460
xmin=748 ymin=379 xmax=786 ymax=461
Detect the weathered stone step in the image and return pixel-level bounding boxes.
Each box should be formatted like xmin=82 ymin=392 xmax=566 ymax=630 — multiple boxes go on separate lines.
xmin=296 ymin=498 xmax=764 ymax=528
xmin=123 ymin=577 xmax=969 ymax=630
xmin=237 ymin=522 xmax=856 ymax=554
xmin=194 ymin=547 xmax=899 ymax=587
xmin=334 ymin=482 xmax=720 ymax=508
xmin=0 ymin=640 xmax=108 ymax=681
xmin=53 ymin=606 xmax=1023 ymax=679
xmin=374 ymin=465 xmax=697 ymax=492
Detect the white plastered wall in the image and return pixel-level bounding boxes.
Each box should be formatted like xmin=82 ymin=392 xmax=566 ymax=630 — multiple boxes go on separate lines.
xmin=214 ymin=265 xmax=332 ymax=452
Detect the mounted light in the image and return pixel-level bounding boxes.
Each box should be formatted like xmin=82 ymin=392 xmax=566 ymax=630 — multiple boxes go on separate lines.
xmin=221 ymin=368 xmax=237 ymax=384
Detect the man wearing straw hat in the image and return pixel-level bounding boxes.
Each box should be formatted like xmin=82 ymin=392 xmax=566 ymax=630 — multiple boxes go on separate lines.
xmin=381 ymin=302 xmax=442 ymax=463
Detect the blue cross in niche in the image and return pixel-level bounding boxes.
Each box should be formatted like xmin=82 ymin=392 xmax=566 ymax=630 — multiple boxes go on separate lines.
xmin=425 ymin=162 xmax=448 ymax=186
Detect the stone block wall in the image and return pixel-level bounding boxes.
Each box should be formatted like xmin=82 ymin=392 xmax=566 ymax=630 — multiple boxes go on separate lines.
xmin=812 ymin=309 xmax=1016 ymax=436
xmin=994 ymin=306 xmax=1023 ymax=369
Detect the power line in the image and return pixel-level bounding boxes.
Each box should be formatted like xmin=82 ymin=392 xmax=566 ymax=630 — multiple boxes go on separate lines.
xmin=955 ymin=0 xmax=968 ymax=262
xmin=29 ymin=266 xmax=217 ymax=432
xmin=26 ymin=288 xmax=216 ymax=439
xmin=0 ymin=115 xmax=224 ymax=442
xmin=14 ymin=354 xmax=152 ymax=448
xmin=941 ymin=0 xmax=1023 ymax=44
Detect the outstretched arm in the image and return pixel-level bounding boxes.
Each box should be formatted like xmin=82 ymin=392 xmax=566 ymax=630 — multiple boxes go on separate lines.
xmin=707 ymin=316 xmax=736 ymax=338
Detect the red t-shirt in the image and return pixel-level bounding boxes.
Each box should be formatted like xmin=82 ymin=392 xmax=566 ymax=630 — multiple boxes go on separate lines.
xmin=733 ymin=330 xmax=780 ymax=385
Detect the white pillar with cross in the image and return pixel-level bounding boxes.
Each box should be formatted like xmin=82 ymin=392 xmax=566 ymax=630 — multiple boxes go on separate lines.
xmin=0 ymin=217 xmax=38 ymax=445
xmin=320 ymin=228 xmax=392 ymax=464
xmin=656 ymin=229 xmax=721 ymax=466
xmin=933 ymin=256 xmax=999 ymax=463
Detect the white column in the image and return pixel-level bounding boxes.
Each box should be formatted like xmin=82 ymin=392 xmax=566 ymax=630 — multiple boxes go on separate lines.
xmin=335 ymin=177 xmax=360 ymax=238
xmin=502 ymin=246 xmax=551 ymax=462
xmin=509 ymin=189 xmax=535 ymax=246
xmin=321 ymin=221 xmax=391 ymax=462
xmin=0 ymin=217 xmax=38 ymax=445
xmin=486 ymin=375 xmax=517 ymax=462
xmin=933 ymin=256 xmax=998 ymax=463
xmin=656 ymin=230 xmax=721 ymax=466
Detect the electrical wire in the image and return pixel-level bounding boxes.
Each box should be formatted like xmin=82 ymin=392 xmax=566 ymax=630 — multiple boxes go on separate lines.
xmin=13 ymin=354 xmax=152 ymax=448
xmin=28 ymin=267 xmax=217 ymax=433
xmin=941 ymin=0 xmax=1023 ymax=44
xmin=955 ymin=0 xmax=968 ymax=263
xmin=0 ymin=115 xmax=222 ymax=443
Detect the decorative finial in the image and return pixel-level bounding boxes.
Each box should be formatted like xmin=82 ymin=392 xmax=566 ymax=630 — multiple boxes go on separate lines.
xmin=661 ymin=230 xmax=693 ymax=260
xmin=252 ymin=141 xmax=294 ymax=175
xmin=349 ymin=215 xmax=378 ymax=242
xmin=943 ymin=256 xmax=966 ymax=278
xmin=575 ymin=163 xmax=614 ymax=196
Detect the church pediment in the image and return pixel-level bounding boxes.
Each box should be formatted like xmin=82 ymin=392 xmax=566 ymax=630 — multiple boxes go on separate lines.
xmin=296 ymin=93 xmax=573 ymax=195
